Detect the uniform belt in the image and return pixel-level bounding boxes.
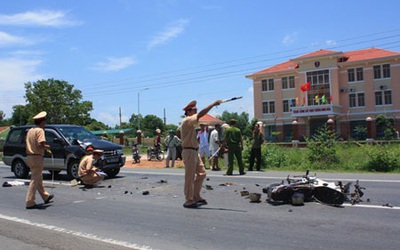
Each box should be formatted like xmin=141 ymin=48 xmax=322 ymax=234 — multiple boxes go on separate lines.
xmin=27 ymin=154 xmax=42 ymax=156
xmin=183 ymin=147 xmax=198 ymax=150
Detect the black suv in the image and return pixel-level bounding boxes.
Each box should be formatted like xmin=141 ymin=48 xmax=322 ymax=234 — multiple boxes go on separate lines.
xmin=3 ymin=125 xmax=125 ymax=179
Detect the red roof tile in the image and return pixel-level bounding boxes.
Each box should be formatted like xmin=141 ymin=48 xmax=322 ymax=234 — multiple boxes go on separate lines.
xmin=343 ymin=48 xmax=400 ymax=62
xmin=293 ymin=49 xmax=339 ymax=60
xmin=199 ymin=114 xmax=223 ymax=125
xmin=248 ymin=60 xmax=298 ymax=76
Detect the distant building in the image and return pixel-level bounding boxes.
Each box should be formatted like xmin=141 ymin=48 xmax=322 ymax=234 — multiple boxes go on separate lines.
xmin=246 ymin=48 xmax=400 ymax=141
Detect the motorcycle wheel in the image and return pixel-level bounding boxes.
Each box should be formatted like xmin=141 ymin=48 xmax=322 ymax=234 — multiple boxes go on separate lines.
xmin=156 ymin=152 xmax=165 ymax=161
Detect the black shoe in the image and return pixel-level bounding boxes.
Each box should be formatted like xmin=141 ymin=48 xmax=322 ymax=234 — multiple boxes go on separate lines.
xmin=26 ymin=204 xmax=40 ymax=209
xmin=84 ymin=184 xmax=94 ymax=189
xmin=45 ymin=194 xmax=54 ymax=204
xmin=183 ymin=203 xmax=199 ymax=209
xmin=248 ymin=169 xmax=253 ymax=171
xmin=196 ymin=199 xmax=208 ymax=206
xmin=240 ymin=172 xmax=246 ymax=175
xmin=225 ymin=173 xmax=232 ymax=176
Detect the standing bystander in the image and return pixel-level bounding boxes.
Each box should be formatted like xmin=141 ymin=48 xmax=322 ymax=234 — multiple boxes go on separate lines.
xmin=223 ymin=119 xmax=245 ymax=175
xmin=180 ymin=99 xmax=222 ymax=208
xmin=25 ymin=111 xmax=54 ymax=209
xmin=164 ymin=129 xmax=181 ymax=168
xmin=209 ymin=123 xmax=222 ymax=171
xmin=197 ymin=124 xmax=210 ymax=169
xmin=249 ymin=124 xmax=264 ymax=171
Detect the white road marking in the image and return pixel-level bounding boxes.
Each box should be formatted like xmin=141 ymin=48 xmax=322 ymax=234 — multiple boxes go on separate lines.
xmin=342 ymin=203 xmax=400 ymax=210
xmin=0 ymin=213 xmax=153 ymax=250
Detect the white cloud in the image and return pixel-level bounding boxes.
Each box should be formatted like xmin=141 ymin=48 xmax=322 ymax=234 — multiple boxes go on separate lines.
xmin=0 ymin=31 xmax=33 ymax=47
xmin=147 ymin=18 xmax=189 ymax=49
xmin=92 ymin=56 xmax=137 ymax=72
xmin=96 ymin=112 xmax=128 ymax=127
xmin=0 ymin=9 xmax=81 ymax=27
xmin=0 ymin=57 xmax=44 ymax=117
xmin=326 ymin=40 xmax=337 ymax=46
xmin=282 ymin=32 xmax=298 ymax=46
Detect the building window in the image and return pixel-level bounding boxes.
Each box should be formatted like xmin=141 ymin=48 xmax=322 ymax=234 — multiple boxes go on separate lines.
xmin=289 ymin=76 xmax=295 ymax=88
xmin=261 ymin=80 xmax=267 ymax=91
xmin=348 ymin=69 xmax=355 ymax=82
xmin=349 ymin=93 xmax=365 ymax=107
xmin=282 ymin=77 xmax=288 ymax=89
xmin=357 ymin=93 xmax=365 ymax=106
xmin=269 ymin=101 xmax=275 ymax=113
xmin=348 ymin=67 xmax=364 ymax=82
xmin=306 ymin=70 xmax=330 ymax=85
xmin=375 ymin=90 xmax=392 ymax=105
xmin=262 ymin=79 xmax=274 ymax=91
xmin=262 ymin=102 xmax=268 ymax=113
xmin=383 ymin=64 xmax=391 ymax=78
xmin=356 ymin=67 xmax=364 ymax=81
xmin=384 ymin=90 xmax=392 ymax=104
xmin=268 ymin=79 xmax=274 ymax=91
xmin=283 ymin=100 xmax=289 ymax=112
xmin=263 ymin=101 xmax=275 ymax=114
xmin=374 ymin=64 xmax=390 ymax=79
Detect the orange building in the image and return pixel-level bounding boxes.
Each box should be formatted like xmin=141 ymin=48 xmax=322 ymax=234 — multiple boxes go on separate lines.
xmin=246 ymin=48 xmax=400 ymax=141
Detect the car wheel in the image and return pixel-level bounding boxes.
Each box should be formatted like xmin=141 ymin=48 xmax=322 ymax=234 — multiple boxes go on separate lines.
xmin=105 ymin=168 xmax=120 ymax=178
xmin=67 ymin=160 xmax=79 ymax=180
xmin=13 ymin=159 xmax=29 ymax=179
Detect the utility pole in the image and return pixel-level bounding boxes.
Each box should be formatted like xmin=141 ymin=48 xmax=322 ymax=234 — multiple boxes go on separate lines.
xmin=163 ymin=108 xmax=166 ymax=125
xmin=119 ymin=107 xmax=122 ymax=127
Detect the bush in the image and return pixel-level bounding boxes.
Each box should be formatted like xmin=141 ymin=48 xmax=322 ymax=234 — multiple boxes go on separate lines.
xmin=305 ymin=125 xmax=339 ymax=169
xmin=364 ymin=144 xmax=400 ymax=172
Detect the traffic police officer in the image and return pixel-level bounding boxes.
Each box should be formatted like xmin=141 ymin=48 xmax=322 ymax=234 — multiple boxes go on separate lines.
xmin=78 ymin=146 xmax=105 ymax=187
xmin=181 ymin=99 xmax=222 ymax=208
xmin=26 ymin=111 xmax=54 ymax=209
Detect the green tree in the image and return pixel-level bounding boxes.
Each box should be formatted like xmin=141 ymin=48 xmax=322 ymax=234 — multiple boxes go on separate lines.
xmin=10 ymin=105 xmax=30 ymax=126
xmin=217 ymin=110 xmax=250 ymax=136
xmin=0 ymin=110 xmax=5 ymax=124
xmin=141 ymin=114 xmax=165 ymax=137
xmin=129 ymin=113 xmax=141 ymax=131
xmin=24 ymin=79 xmax=93 ymax=125
xmin=85 ymin=119 xmax=110 ymax=131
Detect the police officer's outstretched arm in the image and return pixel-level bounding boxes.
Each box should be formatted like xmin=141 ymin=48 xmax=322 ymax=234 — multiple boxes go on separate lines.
xmin=197 ymin=100 xmax=222 ymax=120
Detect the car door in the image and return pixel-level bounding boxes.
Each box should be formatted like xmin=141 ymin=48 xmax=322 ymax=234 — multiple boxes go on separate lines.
xmin=44 ymin=129 xmax=66 ymax=170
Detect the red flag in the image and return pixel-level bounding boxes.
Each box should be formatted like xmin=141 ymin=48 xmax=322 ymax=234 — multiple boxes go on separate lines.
xmin=300 ymin=82 xmax=311 ymax=92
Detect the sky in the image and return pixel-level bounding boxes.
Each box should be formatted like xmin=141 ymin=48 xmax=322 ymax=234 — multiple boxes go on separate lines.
xmin=1 ymin=0 xmax=400 ymax=127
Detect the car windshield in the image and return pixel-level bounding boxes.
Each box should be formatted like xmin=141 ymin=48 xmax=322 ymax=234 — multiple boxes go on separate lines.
xmin=57 ymin=126 xmax=98 ymax=143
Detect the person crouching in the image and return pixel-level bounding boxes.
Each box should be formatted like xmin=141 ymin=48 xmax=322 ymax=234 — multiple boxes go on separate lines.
xmin=78 ymin=146 xmax=105 ymax=188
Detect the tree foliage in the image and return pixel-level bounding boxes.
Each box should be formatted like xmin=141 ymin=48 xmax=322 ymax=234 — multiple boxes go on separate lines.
xmin=217 ymin=110 xmax=249 ymax=135
xmin=9 ymin=105 xmax=30 ymax=126
xmin=141 ymin=114 xmax=165 ymax=137
xmin=24 ymin=79 xmax=93 ymax=125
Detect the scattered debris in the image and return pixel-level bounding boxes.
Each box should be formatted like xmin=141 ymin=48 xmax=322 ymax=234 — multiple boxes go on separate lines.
xmin=141 ymin=177 xmax=148 ymax=179
xmin=249 ymin=193 xmax=261 ymax=202
xmin=108 ymin=185 xmax=112 ymax=188
xmin=240 ymin=191 xmax=249 ymax=196
xmin=157 ymin=180 xmax=167 ymax=184
xmin=205 ymin=185 xmax=213 ymax=190
xmin=383 ymin=203 xmax=393 ymax=208
xmin=288 ymin=209 xmax=293 ymax=212
xmin=219 ymin=182 xmax=234 ymax=186
xmin=2 ymin=181 xmax=27 ymax=187
xmin=70 ymin=179 xmax=79 ymax=187
xmin=142 ymin=190 xmax=150 ymax=195
xmin=124 ymin=190 xmax=129 ymax=194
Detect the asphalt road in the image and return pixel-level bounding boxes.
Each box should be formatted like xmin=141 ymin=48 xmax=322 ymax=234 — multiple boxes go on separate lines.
xmin=1 ymin=162 xmax=400 ymax=250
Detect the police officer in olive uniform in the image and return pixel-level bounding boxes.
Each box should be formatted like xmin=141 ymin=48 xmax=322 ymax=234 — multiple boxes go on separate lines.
xmin=223 ymin=119 xmax=246 ymax=176
xmin=181 ymin=99 xmax=222 ymax=208
xmin=26 ymin=111 xmax=54 ymax=209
